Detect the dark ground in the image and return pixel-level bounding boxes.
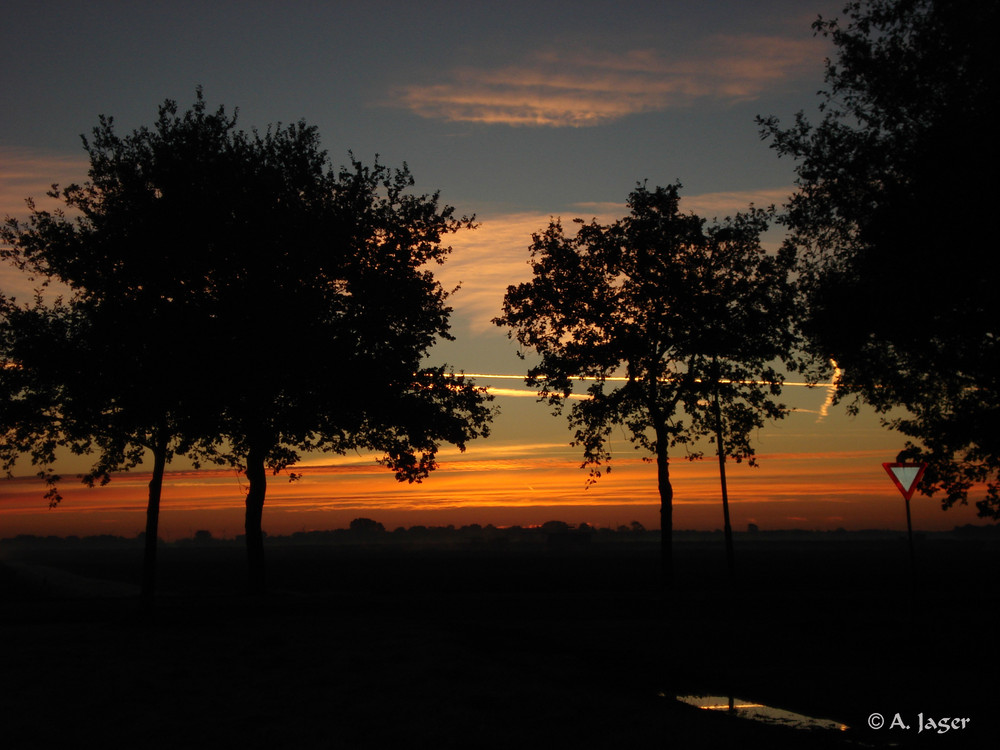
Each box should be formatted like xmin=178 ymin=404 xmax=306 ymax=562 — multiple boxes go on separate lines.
xmin=1 ymin=534 xmax=997 ymax=749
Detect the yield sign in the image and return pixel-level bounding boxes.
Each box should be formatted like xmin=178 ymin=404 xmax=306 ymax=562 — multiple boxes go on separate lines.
xmin=882 ymin=462 xmax=927 ymax=501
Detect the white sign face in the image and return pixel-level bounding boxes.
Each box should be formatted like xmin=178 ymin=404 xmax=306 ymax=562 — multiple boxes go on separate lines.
xmin=890 ymin=465 xmax=922 ymax=492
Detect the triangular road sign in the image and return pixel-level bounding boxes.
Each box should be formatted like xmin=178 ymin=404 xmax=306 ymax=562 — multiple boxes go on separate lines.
xmin=882 ymin=462 xmax=927 ymax=501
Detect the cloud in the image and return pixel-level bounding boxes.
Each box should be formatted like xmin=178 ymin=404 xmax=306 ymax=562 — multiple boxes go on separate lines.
xmin=392 ymin=35 xmax=819 ymax=127
xmin=438 ymin=211 xmax=553 ymax=333
xmin=3 ymin=439 xmax=982 ymax=538
xmin=0 ymin=147 xmax=88 ymax=218
xmin=574 ymin=188 xmax=795 ymax=220
xmin=678 ymin=188 xmax=793 ymax=217
xmin=1 ymin=147 xmax=88 ymax=300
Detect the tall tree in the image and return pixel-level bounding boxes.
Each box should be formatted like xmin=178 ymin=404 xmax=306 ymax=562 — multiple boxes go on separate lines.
xmin=1 ymin=91 xmax=494 ymax=596
xmin=758 ymin=0 xmax=1000 ymax=516
xmin=495 ymin=184 xmax=796 ymax=587
xmin=1 ymin=94 xmax=241 ymax=602
xmin=208 ymin=136 xmax=495 ymax=593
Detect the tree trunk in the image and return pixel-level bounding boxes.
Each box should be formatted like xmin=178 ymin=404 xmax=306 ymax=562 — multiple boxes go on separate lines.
xmin=141 ymin=431 xmax=169 ymax=607
xmin=714 ymin=384 xmax=735 ymax=585
xmin=244 ymin=444 xmax=267 ymax=594
xmin=654 ymin=423 xmax=673 ymax=590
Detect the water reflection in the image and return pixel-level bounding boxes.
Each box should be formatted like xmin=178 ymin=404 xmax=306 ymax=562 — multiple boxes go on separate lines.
xmin=673 ymin=693 xmax=849 ymax=733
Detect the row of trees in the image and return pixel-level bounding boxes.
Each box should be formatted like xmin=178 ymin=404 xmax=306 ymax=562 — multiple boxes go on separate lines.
xmin=0 ymin=90 xmax=494 ymax=599
xmin=497 ymin=0 xmax=999 ymax=585
xmin=3 ymin=1 xmax=996 ymax=595
xmin=495 ymin=187 xmax=796 ymax=585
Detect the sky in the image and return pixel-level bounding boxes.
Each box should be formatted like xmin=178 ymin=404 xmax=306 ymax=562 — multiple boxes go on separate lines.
xmin=0 ymin=0 xmax=984 ymax=539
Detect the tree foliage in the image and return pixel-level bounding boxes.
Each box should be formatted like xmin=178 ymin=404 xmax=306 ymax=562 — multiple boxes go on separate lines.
xmin=1 ymin=95 xmax=241 ymax=597
xmin=495 ymin=183 xmax=796 ymax=584
xmin=758 ymin=0 xmax=1000 ymax=515
xmin=1 ymin=90 xmax=494 ymax=593
xmin=2 ymin=91 xmax=248 ymax=493
xmin=0 ymin=294 xmax=82 ymax=507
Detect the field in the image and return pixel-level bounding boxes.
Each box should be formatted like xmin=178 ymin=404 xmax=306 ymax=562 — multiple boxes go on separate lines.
xmin=1 ymin=532 xmax=997 ymax=748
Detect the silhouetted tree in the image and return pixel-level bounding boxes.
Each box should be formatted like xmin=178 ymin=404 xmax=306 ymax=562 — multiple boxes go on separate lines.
xmin=208 ymin=138 xmax=493 ymax=593
xmin=758 ymin=0 xmax=1000 ymax=515
xmin=1 ymin=94 xmax=243 ymax=601
xmin=540 ymin=520 xmax=571 ymax=534
xmin=495 ymin=184 xmax=796 ymax=587
xmin=349 ymin=518 xmax=386 ymax=535
xmin=1 ymin=90 xmax=494 ymax=597
xmin=0 ymin=295 xmax=76 ymax=510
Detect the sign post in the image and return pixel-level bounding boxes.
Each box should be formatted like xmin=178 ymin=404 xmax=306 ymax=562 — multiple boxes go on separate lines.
xmin=882 ymin=462 xmax=927 ymax=579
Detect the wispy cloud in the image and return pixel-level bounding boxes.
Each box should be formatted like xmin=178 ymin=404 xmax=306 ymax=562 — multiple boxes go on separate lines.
xmin=679 ymin=188 xmax=793 ymax=217
xmin=574 ymin=188 xmax=794 ymax=220
xmin=439 ymin=211 xmax=554 ymax=333
xmin=393 ymin=35 xmax=819 ymax=127
xmin=5 ymin=440 xmax=976 ymax=538
xmin=1 ymin=148 xmax=87 ymax=300
xmin=0 ymin=147 xmax=88 ymax=218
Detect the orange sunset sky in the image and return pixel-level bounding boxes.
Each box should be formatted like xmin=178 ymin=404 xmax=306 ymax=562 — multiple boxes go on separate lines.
xmin=1 ymin=1 xmax=989 ymax=539
xmin=1 ymin=373 xmax=984 ymax=540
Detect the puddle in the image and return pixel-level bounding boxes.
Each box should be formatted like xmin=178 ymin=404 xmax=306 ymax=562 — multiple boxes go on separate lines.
xmin=671 ymin=693 xmax=849 ymax=733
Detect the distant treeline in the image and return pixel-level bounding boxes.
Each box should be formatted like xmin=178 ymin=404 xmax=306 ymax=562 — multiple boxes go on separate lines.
xmin=3 ymin=521 xmax=998 ymax=549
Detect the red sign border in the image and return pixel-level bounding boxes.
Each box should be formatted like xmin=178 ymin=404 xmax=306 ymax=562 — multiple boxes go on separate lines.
xmin=882 ymin=462 xmax=927 ymax=501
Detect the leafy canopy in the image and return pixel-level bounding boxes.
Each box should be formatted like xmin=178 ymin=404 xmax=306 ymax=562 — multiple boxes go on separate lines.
xmin=1 ymin=90 xmax=494 ymax=504
xmin=0 ymin=93 xmax=245 ymax=497
xmin=758 ymin=0 xmax=1000 ymax=515
xmin=495 ymin=183 xmax=796 ymax=479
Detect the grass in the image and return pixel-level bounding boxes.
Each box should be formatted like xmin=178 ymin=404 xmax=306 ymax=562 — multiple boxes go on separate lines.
xmin=1 ymin=535 xmax=996 ymax=748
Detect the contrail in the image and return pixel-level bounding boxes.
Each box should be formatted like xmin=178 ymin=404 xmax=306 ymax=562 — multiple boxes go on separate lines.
xmin=457 ymin=372 xmax=837 ymax=388
xmin=481 ymin=386 xmax=588 ymax=400
xmin=817 ymin=361 xmax=842 ymax=422
xmin=452 ymin=371 xmax=842 ymax=412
